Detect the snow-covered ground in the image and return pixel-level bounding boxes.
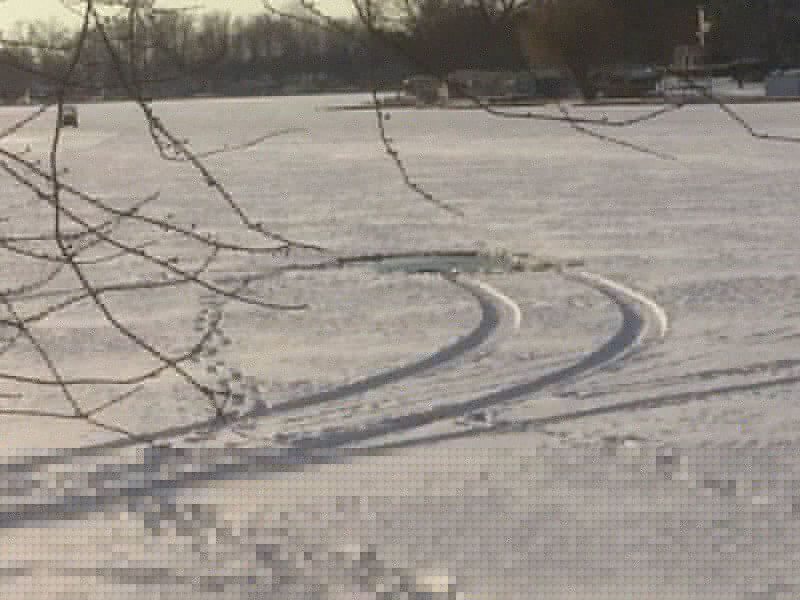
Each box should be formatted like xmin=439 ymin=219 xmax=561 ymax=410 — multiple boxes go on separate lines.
xmin=1 ymin=95 xmax=799 ymax=598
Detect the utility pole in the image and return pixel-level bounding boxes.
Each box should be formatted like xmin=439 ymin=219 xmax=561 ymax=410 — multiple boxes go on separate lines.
xmin=696 ymin=5 xmax=712 ymax=49
xmin=766 ymin=0 xmax=783 ymax=68
xmin=129 ymin=0 xmax=139 ymax=85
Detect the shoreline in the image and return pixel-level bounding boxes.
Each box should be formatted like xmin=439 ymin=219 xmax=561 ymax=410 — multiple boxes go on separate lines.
xmin=324 ymin=95 xmax=800 ymax=111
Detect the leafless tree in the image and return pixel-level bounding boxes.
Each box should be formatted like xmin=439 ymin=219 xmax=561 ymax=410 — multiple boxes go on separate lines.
xmin=2 ymin=0 xmax=800 ymax=448
xmin=264 ymin=0 xmax=800 ymax=165
xmin=0 ymin=0 xmax=327 ymax=443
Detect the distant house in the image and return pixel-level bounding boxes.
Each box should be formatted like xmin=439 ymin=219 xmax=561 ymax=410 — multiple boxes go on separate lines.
xmin=447 ymin=70 xmax=517 ymax=99
xmin=401 ymin=68 xmax=574 ymax=104
xmin=659 ymin=74 xmax=712 ymax=101
xmin=673 ymin=45 xmax=705 ymax=72
xmin=766 ymin=69 xmax=800 ymax=97
xmin=665 ymin=43 xmax=714 ymax=100
xmin=447 ymin=68 xmax=574 ymax=100
xmin=529 ymin=67 xmax=574 ymax=99
xmin=593 ymin=65 xmax=662 ymax=98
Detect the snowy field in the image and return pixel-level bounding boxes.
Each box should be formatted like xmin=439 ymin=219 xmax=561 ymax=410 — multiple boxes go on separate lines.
xmin=1 ymin=95 xmax=800 ymax=598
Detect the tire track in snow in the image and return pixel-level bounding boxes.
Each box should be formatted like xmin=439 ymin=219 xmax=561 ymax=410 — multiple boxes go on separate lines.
xmin=569 ymin=271 xmax=668 ymax=339
xmin=287 ymin=270 xmax=669 ymax=449
xmin=397 ymin=372 xmax=800 ymax=450
xmin=82 ymin=274 xmax=521 ymax=449
xmin=550 ymin=271 xmax=669 ymax=383
xmin=260 ymin=274 xmax=520 ymax=417
xmin=82 ymin=268 xmax=667 ymax=449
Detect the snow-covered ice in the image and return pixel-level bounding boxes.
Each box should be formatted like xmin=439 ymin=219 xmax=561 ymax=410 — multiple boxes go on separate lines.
xmin=1 ymin=95 xmax=799 ymax=598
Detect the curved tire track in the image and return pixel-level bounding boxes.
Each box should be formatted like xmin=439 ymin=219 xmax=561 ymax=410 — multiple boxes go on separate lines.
xmin=82 ymin=268 xmax=667 ymax=450
xmin=571 ymin=271 xmax=668 ymax=339
xmin=83 ymin=273 xmax=521 ymax=449
xmin=288 ymin=270 xmax=669 ymax=449
xmin=259 ymin=274 xmax=520 ymax=417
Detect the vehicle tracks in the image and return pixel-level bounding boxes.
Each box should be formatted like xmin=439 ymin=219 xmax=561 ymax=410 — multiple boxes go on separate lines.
xmin=78 ymin=262 xmax=668 ymax=450
xmin=285 ymin=269 xmax=669 ymax=449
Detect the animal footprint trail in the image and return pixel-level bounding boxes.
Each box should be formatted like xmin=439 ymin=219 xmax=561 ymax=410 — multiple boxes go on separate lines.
xmin=180 ymin=294 xmax=273 ymax=444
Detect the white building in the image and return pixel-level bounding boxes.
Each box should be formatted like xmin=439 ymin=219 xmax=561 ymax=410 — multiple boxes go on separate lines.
xmin=766 ymin=69 xmax=800 ymax=96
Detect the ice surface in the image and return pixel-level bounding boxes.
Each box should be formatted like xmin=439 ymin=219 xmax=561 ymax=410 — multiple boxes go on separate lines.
xmin=1 ymin=95 xmax=799 ymax=598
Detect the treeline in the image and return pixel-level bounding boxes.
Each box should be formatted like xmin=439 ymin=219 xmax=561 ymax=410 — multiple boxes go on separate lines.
xmin=706 ymin=0 xmax=800 ymax=67
xmin=521 ymin=0 xmax=800 ymax=98
xmin=0 ymin=1 xmax=535 ymax=101
xmin=0 ymin=12 xmax=409 ymax=100
xmin=1 ymin=0 xmax=800 ymax=102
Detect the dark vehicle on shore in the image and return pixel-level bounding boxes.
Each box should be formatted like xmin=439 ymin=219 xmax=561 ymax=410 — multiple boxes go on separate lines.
xmin=60 ymin=105 xmax=79 ymax=127
xmin=729 ymin=58 xmax=770 ymax=84
xmin=592 ymin=66 xmax=662 ymax=98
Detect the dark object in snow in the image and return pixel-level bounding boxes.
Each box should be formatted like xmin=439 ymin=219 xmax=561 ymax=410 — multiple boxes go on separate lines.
xmin=60 ymin=105 xmax=78 ymax=127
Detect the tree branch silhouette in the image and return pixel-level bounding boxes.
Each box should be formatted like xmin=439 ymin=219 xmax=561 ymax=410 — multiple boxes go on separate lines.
xmin=0 ymin=0 xmax=328 ymax=434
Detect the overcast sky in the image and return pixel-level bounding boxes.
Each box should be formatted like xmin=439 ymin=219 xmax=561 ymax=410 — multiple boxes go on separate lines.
xmin=0 ymin=0 xmax=352 ymax=32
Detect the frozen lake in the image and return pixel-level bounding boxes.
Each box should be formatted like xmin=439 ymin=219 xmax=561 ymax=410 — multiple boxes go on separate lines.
xmin=1 ymin=95 xmax=799 ymax=598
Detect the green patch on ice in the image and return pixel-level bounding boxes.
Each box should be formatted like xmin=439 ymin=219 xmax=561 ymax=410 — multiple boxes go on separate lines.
xmin=373 ymin=250 xmax=554 ymax=274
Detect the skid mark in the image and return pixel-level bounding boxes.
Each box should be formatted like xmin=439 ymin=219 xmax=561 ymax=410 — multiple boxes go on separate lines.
xmin=82 ymin=273 xmax=521 ymax=449
xmin=568 ymin=271 xmax=668 ymax=341
xmin=374 ymin=373 xmax=800 ymax=451
xmin=286 ymin=271 xmax=667 ymax=449
xmin=242 ymin=274 xmax=518 ymax=418
xmin=516 ymin=374 xmax=800 ymax=433
xmin=557 ymin=358 xmax=800 ymax=401
xmin=465 ymin=276 xmax=522 ymax=331
xmin=81 ymin=267 xmax=667 ymax=450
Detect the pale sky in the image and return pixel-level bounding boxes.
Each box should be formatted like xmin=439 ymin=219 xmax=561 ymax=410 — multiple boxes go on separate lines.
xmin=0 ymin=0 xmax=352 ymax=33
